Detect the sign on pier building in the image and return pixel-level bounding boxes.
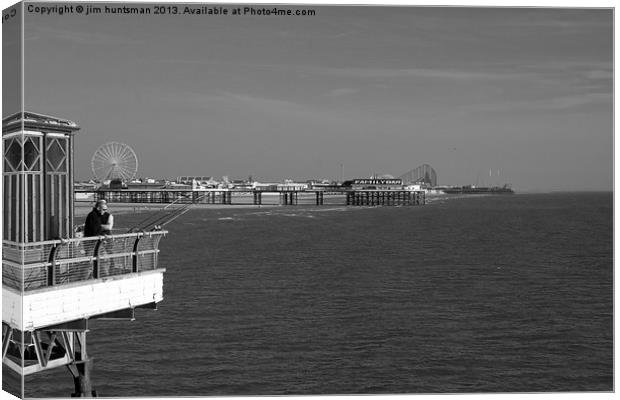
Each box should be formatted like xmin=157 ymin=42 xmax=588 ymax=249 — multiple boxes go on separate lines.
xmin=342 ymin=178 xmax=404 ymax=190
xmin=2 ymin=112 xmax=168 ymax=396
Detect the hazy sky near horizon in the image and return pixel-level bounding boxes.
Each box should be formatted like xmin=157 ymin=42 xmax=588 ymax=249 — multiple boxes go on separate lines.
xmin=17 ymin=5 xmax=612 ymax=190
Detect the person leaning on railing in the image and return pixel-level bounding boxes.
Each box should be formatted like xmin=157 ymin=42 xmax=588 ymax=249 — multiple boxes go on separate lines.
xmin=84 ymin=199 xmax=114 ymax=236
xmin=84 ymin=199 xmax=116 ymax=276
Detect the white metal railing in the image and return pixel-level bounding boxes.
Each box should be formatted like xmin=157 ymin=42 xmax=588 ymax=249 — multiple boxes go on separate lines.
xmin=2 ymin=230 xmax=167 ymax=291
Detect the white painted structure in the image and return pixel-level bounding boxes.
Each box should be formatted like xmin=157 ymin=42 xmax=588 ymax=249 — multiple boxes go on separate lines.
xmin=3 ymin=270 xmax=164 ymax=332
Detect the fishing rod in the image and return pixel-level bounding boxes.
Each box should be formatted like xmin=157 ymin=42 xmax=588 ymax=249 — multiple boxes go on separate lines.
xmin=130 ymin=205 xmax=190 ymax=231
xmin=127 ymin=192 xmax=209 ymax=232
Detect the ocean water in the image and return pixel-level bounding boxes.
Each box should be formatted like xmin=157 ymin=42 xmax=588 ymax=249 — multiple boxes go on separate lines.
xmin=9 ymin=193 xmax=613 ymax=396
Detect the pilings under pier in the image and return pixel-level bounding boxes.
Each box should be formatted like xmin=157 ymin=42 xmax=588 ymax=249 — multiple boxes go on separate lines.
xmin=345 ymin=190 xmax=425 ymax=206
xmin=280 ymin=192 xmax=298 ymax=205
xmin=316 ymin=192 xmax=324 ymax=206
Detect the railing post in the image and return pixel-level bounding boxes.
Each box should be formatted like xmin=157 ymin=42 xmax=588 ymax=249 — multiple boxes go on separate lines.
xmin=132 ymin=234 xmax=142 ymax=273
xmin=48 ymin=246 xmax=58 ymax=287
xmin=93 ymin=239 xmax=103 ymax=279
xmin=47 ymin=241 xmax=66 ymax=286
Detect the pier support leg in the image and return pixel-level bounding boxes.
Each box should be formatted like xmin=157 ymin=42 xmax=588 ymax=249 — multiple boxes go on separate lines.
xmin=315 ymin=192 xmax=324 ymax=205
xmin=67 ymin=332 xmax=96 ymax=397
xmin=69 ymin=358 xmax=94 ymax=397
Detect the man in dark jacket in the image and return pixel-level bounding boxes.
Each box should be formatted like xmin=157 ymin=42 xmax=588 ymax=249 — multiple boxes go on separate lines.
xmin=84 ymin=200 xmax=105 ymax=237
xmin=83 ymin=199 xmax=117 ymax=275
xmin=84 ymin=199 xmax=114 ymax=235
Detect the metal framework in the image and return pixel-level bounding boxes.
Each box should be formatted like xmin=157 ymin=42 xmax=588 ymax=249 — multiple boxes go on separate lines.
xmin=398 ymin=164 xmax=437 ymax=187
xmin=2 ymin=304 xmax=156 ymax=378
xmin=3 ymin=321 xmax=90 ymax=377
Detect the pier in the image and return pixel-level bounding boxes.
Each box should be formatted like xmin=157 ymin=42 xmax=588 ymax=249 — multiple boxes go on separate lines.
xmin=2 ymin=112 xmax=168 ymax=397
xmin=76 ymin=188 xmax=426 ymax=207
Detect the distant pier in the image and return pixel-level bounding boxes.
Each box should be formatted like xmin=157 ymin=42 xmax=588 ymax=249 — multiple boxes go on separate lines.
xmin=76 ymin=188 xmax=426 ymax=207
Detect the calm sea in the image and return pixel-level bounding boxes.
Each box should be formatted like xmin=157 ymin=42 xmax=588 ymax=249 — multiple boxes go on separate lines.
xmin=8 ymin=192 xmax=613 ymax=397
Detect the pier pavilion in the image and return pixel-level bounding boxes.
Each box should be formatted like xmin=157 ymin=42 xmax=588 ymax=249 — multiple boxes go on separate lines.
xmin=2 ymin=112 xmax=168 ymax=397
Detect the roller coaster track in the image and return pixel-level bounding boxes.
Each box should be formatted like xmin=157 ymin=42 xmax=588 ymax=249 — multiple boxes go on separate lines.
xmin=398 ymin=164 xmax=437 ymax=187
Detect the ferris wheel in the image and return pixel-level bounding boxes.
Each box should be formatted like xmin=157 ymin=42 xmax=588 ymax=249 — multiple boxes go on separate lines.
xmin=91 ymin=142 xmax=138 ymax=182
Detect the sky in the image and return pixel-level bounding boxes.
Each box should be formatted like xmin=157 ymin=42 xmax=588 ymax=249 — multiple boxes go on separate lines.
xmin=10 ymin=4 xmax=614 ymax=191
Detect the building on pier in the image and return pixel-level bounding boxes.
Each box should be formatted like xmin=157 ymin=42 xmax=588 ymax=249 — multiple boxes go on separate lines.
xmin=176 ymin=176 xmax=219 ymax=188
xmin=341 ymin=178 xmax=404 ymax=190
xmin=2 ymin=112 xmax=168 ymax=397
